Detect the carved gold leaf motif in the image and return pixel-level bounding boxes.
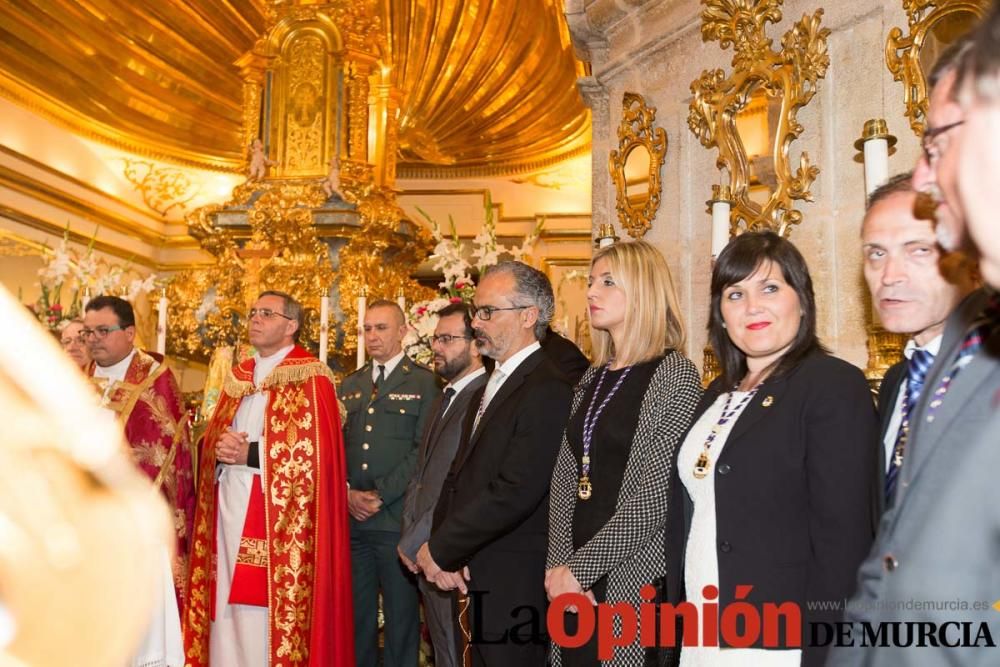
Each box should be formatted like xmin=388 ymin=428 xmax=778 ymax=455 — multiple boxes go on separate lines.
xmin=689 ymin=0 xmax=830 ymax=237
xmin=608 ymin=93 xmax=668 ymax=239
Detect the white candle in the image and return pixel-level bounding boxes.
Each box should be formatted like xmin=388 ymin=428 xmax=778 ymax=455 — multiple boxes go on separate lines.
xmin=82 ymin=288 xmax=92 ymax=311
xmin=156 ymin=294 xmax=168 ymax=356
xmin=598 ymin=237 xmax=615 ymax=249
xmin=356 ymin=290 xmax=367 ymax=370
xmin=319 ymin=293 xmax=329 ymax=364
xmin=711 ymin=200 xmax=731 ymax=259
xmin=863 ymin=137 xmax=889 ymax=197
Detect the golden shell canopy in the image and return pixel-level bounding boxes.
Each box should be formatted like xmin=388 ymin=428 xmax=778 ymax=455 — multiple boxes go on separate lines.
xmin=0 ymin=0 xmax=590 ymax=176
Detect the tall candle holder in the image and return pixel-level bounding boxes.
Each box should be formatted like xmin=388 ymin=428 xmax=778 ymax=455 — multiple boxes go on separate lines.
xmin=594 ymin=223 xmax=620 ymax=249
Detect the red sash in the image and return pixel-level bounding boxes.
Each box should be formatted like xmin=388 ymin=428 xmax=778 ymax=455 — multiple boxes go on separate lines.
xmin=228 ymin=475 xmax=268 ymax=606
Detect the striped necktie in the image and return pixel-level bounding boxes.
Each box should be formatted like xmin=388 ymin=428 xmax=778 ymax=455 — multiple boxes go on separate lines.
xmin=885 ymin=348 xmax=934 ymax=505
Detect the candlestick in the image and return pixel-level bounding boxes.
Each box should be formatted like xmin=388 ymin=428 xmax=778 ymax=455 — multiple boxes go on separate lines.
xmin=156 ymin=289 xmax=168 ymax=356
xmin=82 ymin=288 xmax=92 ymax=311
xmin=396 ymin=288 xmax=406 ymax=316
xmin=319 ymin=290 xmax=329 ymax=365
xmin=707 ymin=184 xmax=733 ymax=259
xmin=357 ymin=287 xmax=367 ymax=371
xmin=855 ymin=119 xmax=897 ymax=197
xmin=594 ymin=223 xmax=619 ymax=248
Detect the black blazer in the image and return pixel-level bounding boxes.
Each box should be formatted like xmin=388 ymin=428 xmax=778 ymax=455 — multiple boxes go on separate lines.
xmin=429 ymin=347 xmax=572 ymax=662
xmin=874 ymin=360 xmax=905 ymax=517
xmin=541 ymin=326 xmax=590 ymax=386
xmin=666 ymin=350 xmax=878 ymax=667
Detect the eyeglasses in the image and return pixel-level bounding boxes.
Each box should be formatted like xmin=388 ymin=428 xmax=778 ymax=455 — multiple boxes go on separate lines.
xmin=921 ymin=120 xmax=965 ymax=164
xmin=248 ymin=307 xmax=293 ymax=321
xmin=60 ymin=334 xmax=85 ymax=346
xmin=80 ymin=325 xmax=125 ymax=339
xmin=431 ymin=333 xmax=472 ymax=345
xmin=471 ymin=305 xmax=529 ymax=321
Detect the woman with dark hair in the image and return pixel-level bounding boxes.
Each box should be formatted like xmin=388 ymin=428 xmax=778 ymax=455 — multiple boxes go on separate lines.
xmin=667 ymin=231 xmax=877 ymax=667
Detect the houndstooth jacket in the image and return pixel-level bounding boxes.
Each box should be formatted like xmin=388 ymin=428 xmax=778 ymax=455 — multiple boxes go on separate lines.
xmin=547 ymin=350 xmax=702 ymax=666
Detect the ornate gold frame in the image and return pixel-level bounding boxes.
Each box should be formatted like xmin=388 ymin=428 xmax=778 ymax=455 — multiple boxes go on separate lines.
xmin=608 ymin=93 xmax=667 ymax=239
xmin=688 ymin=0 xmax=830 ymax=237
xmin=886 ymin=0 xmax=987 ymax=136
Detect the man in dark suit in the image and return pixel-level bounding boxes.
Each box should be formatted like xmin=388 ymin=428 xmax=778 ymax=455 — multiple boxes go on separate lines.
xmin=339 ymin=300 xmax=440 ymax=667
xmin=541 ymin=325 xmax=589 ymax=385
xmin=398 ymin=303 xmax=487 ymax=667
xmin=830 ymin=39 xmax=1000 ymax=666
xmin=415 ymin=261 xmax=573 ymax=666
xmin=860 ymin=172 xmax=976 ymax=515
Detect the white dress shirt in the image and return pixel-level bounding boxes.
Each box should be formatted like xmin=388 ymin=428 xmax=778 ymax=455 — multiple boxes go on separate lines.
xmin=371 ymin=350 xmax=405 ymax=384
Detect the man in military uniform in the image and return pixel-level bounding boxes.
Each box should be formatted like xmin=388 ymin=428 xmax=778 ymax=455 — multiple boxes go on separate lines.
xmin=339 ymin=299 xmax=440 ymax=667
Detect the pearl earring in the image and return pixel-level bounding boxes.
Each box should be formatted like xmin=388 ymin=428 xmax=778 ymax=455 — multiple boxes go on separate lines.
xmin=722 ymin=322 xmax=727 ymax=329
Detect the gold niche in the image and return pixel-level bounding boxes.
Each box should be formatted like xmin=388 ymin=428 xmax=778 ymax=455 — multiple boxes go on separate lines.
xmin=167 ymin=1 xmax=432 ymax=369
xmin=688 ymin=0 xmax=830 ymax=237
xmin=609 ymin=93 xmax=668 ymax=239
xmin=886 ymin=0 xmax=987 ymax=137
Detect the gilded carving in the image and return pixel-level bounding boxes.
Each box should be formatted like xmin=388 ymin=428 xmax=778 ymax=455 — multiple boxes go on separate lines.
xmin=121 ymin=159 xmax=200 ymax=217
xmin=608 ymin=93 xmax=668 ymax=239
xmin=886 ymin=0 xmax=987 ymax=136
xmin=689 ymin=0 xmax=830 ymax=237
xmin=284 ymin=35 xmax=326 ymax=173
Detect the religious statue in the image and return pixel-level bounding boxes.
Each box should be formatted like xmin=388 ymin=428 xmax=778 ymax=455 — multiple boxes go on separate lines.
xmin=247 ymin=138 xmax=276 ymax=181
xmin=321 ymin=155 xmax=345 ymax=201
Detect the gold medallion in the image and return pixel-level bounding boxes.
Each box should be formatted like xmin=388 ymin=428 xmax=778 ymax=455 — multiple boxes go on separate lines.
xmin=577 ymin=476 xmax=593 ymax=500
xmin=693 ymin=451 xmax=710 ymax=479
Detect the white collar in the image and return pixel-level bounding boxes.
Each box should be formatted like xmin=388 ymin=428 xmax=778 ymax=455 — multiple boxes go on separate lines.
xmin=495 ymin=341 xmax=542 ymax=377
xmin=93 ymin=348 xmax=137 ymax=382
xmin=254 ymin=344 xmax=294 ymax=384
xmin=445 ymin=366 xmax=487 ymax=395
xmin=903 ymin=333 xmax=943 ymax=360
xmin=372 ymin=350 xmax=406 ymax=381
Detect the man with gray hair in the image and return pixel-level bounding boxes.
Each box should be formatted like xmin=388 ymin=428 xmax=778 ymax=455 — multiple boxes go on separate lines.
xmin=415 ymin=261 xmax=573 ymax=666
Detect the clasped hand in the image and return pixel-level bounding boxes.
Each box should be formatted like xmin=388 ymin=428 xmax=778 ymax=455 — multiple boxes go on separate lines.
xmin=414 ymin=542 xmax=470 ymax=594
xmin=544 ymin=565 xmax=597 ymax=613
xmin=348 ymin=489 xmax=383 ymax=521
xmin=216 ymin=428 xmax=250 ymax=465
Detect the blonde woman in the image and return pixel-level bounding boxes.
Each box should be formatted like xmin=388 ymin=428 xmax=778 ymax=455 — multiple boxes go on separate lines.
xmin=546 ymin=240 xmax=702 ymax=666
xmin=60 ymin=318 xmax=92 ymax=370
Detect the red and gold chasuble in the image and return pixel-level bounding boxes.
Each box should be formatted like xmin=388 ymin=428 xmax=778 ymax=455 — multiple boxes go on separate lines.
xmin=88 ymin=349 xmax=195 ymax=609
xmin=183 ymin=345 xmax=355 ymax=667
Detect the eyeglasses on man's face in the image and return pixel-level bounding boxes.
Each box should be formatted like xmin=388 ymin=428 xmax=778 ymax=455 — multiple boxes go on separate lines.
xmin=471 ymin=304 xmax=529 ymax=321
xmin=80 ymin=325 xmax=126 ymax=339
xmin=248 ymin=307 xmax=293 ymax=321
xmin=430 ymin=333 xmax=472 ymax=345
xmin=921 ymin=120 xmax=965 ymax=164
xmin=61 ymin=334 xmax=86 ymax=347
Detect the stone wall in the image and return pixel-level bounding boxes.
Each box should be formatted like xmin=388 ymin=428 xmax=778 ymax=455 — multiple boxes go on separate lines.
xmin=567 ymin=0 xmax=926 ymax=371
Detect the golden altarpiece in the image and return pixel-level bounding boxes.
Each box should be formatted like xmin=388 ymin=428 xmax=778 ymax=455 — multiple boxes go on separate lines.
xmin=167 ymin=2 xmax=431 ymax=371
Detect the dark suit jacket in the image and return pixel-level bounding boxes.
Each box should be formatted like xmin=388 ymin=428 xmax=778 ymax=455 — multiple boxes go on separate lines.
xmin=666 ymin=351 xmax=877 ymax=667
xmin=874 ymin=360 xmax=905 ymax=518
xmin=398 ymin=370 xmax=487 ymax=561
xmin=541 ymin=326 xmax=590 ymax=386
xmin=429 ymin=347 xmax=572 ymax=660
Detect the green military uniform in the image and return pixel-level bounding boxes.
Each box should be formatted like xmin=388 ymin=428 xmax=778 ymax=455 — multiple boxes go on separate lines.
xmin=340 ymin=355 xmax=440 ymax=667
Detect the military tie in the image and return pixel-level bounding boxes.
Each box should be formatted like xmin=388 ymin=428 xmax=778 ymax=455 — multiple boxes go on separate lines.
xmin=372 ymin=363 xmax=386 ymax=399
xmin=885 ymin=348 xmax=933 ymax=506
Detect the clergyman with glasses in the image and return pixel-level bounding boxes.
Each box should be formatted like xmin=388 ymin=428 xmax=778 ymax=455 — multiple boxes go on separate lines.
xmin=82 ymin=294 xmax=195 ymax=609
xmin=182 ymin=290 xmax=356 ymax=666
xmin=338 ymin=299 xmax=441 ymax=667
xmin=398 ymin=302 xmax=489 ymax=667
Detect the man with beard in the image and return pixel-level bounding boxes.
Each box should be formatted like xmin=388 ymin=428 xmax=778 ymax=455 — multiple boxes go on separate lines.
xmin=828 ymin=37 xmax=999 ymax=666
xmin=399 ymin=302 xmax=487 ymax=667
xmin=416 ymin=261 xmax=572 ymax=666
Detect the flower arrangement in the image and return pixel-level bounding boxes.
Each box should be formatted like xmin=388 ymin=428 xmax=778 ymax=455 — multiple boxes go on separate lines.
xmin=403 ymin=194 xmax=543 ymax=365
xmin=31 ymin=229 xmax=158 ymax=331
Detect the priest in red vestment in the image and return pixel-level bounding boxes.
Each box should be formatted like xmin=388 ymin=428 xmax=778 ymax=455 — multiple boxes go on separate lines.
xmin=83 ymin=295 xmax=195 ymax=609
xmin=183 ymin=290 xmax=354 ymax=667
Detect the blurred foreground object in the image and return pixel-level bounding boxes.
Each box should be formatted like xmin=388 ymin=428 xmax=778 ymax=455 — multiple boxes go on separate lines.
xmin=0 ymin=285 xmax=171 ymax=666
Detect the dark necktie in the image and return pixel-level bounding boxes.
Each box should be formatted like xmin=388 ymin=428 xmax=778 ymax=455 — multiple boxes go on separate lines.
xmin=429 ymin=387 xmax=456 ymax=435
xmin=373 ymin=364 xmax=386 ymax=398
xmin=885 ymin=347 xmax=933 ymax=505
